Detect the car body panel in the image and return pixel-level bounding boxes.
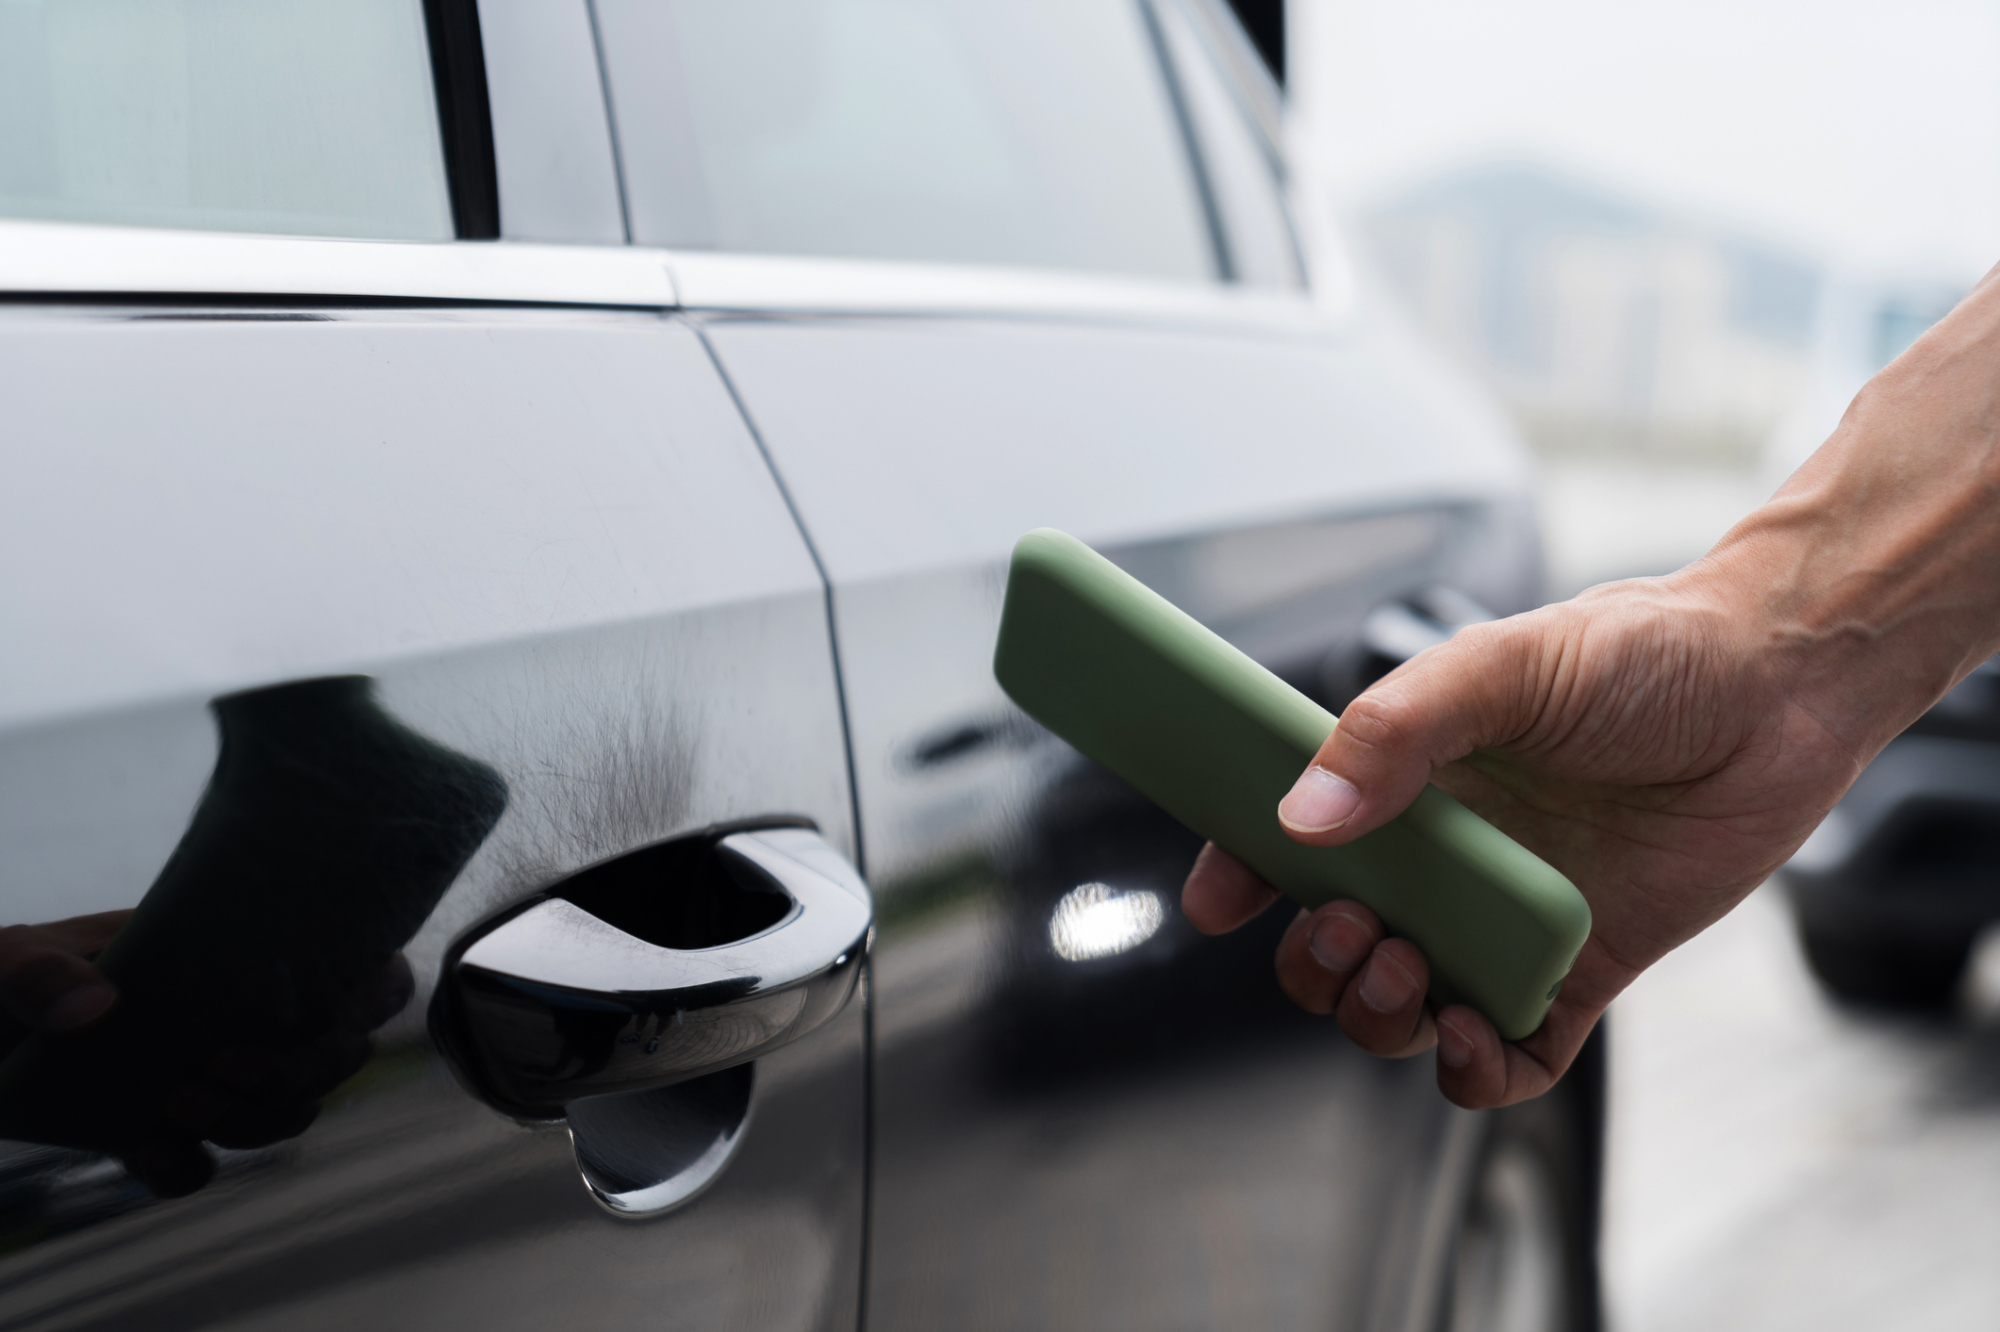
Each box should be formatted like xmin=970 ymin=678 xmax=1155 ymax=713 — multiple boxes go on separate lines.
xmin=0 ymin=0 xmax=1591 ymax=1322
xmin=696 ymin=293 xmax=1540 ymax=1328
xmin=0 ymin=303 xmax=865 ymax=1330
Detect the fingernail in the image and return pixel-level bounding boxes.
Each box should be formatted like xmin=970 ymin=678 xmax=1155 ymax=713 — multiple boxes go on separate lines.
xmin=1357 ymin=953 xmax=1416 ymax=1014
xmin=1278 ymin=766 xmax=1361 ymax=834
xmin=43 ymin=983 xmax=115 ymax=1031
xmin=1437 ymin=1016 xmax=1473 ymax=1068
xmin=1308 ymin=911 xmax=1369 ymax=973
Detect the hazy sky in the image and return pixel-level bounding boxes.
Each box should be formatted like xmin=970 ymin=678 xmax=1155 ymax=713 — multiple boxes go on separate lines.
xmin=1292 ymin=0 xmax=2000 ymax=281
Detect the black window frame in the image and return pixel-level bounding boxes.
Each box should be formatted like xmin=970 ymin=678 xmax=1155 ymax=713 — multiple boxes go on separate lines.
xmin=1143 ymin=0 xmax=1307 ymax=289
xmin=425 ymin=0 xmax=502 ymax=239
xmin=1138 ymin=0 xmax=1233 ymax=282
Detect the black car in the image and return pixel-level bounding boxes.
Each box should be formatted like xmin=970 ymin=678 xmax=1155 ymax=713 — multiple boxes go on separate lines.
xmin=1787 ymin=656 xmax=2000 ymax=1009
xmin=0 ymin=1 xmax=1601 ymax=1327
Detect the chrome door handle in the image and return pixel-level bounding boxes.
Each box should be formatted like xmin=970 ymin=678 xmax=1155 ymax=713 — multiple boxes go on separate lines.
xmin=442 ymin=826 xmax=871 ymax=1118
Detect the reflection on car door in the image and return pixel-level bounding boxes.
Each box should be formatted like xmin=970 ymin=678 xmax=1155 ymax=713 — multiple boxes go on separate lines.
xmin=589 ymin=0 xmax=1547 ymax=1323
xmin=0 ymin=281 xmax=866 ymax=1330
xmin=695 ymin=284 xmax=1537 ymax=1331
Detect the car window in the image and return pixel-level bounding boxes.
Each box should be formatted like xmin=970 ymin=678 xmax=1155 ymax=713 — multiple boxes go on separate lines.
xmin=1155 ymin=0 xmax=1302 ymax=288
xmin=595 ymin=0 xmax=1217 ymax=282
xmin=0 ymin=0 xmax=453 ymax=240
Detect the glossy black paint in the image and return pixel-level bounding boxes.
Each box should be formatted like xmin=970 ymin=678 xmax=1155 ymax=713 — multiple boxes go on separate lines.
xmin=692 ymin=285 xmax=1562 ymax=1327
xmin=0 ymin=676 xmax=502 ymax=1198
xmin=1782 ymin=657 xmax=2000 ymax=1008
xmin=0 ymin=306 xmax=866 ymax=1330
xmin=845 ymin=534 xmax=1507 ymax=1330
xmin=0 ymin=0 xmax=1603 ymax=1325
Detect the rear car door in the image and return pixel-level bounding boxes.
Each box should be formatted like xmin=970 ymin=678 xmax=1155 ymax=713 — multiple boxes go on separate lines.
xmin=0 ymin=4 xmax=865 ymax=1328
xmin=592 ymin=1 xmax=1548 ymax=1328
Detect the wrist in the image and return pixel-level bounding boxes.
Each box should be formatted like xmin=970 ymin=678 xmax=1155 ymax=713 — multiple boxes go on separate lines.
xmin=1679 ymin=433 xmax=2000 ymax=755
xmin=1673 ymin=265 xmax=2000 ymax=750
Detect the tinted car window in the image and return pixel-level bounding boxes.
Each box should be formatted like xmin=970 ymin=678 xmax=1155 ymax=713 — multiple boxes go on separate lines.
xmin=597 ymin=0 xmax=1216 ymax=282
xmin=1157 ymin=0 xmax=1301 ymax=288
xmin=0 ymin=0 xmax=452 ymax=239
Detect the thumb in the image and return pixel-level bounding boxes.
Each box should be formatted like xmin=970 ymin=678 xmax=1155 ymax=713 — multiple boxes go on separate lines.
xmin=1278 ymin=620 xmax=1536 ymax=845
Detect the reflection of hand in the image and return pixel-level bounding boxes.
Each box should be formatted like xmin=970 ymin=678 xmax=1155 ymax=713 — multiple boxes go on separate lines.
xmin=0 ymin=911 xmax=125 ymax=1038
xmin=0 ymin=911 xmax=414 ymax=1197
xmin=1187 ymin=259 xmax=2000 ymax=1111
xmin=167 ymin=951 xmax=414 ymax=1154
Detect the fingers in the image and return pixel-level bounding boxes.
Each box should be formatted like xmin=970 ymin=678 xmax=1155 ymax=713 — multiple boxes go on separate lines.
xmin=1431 ymin=1002 xmax=1592 ymax=1109
xmin=1181 ymin=844 xmax=1280 ymax=935
xmin=36 ymin=910 xmax=135 ymax=959
xmin=1433 ymin=1005 xmax=1515 ymax=1106
xmin=0 ymin=923 xmax=119 ymax=1033
xmin=1274 ymin=903 xmax=1373 ymax=1013
xmin=1276 ymin=902 xmax=1437 ymax=1056
xmin=1278 ymin=899 xmax=1617 ymax=1102
xmin=1191 ymin=852 xmax=1590 ymax=1101
xmin=1280 ymin=620 xmax=1538 ymax=846
xmin=1333 ymin=938 xmax=1437 ymax=1057
xmin=1430 ymin=941 xmax=1622 ymax=1108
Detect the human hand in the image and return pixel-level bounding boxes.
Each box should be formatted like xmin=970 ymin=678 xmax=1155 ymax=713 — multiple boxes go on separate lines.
xmin=1183 ymin=571 xmax=1873 ymax=1106
xmin=1187 ymin=260 xmax=2000 ymax=1108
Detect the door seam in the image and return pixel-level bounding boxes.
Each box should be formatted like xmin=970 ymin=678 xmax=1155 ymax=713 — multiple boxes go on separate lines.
xmin=686 ymin=314 xmax=877 ymax=1332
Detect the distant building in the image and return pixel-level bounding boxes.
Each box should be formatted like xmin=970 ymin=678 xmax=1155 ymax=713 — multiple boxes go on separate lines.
xmin=1762 ymin=275 xmax=1966 ymax=487
xmin=1364 ymin=164 xmax=1820 ymax=462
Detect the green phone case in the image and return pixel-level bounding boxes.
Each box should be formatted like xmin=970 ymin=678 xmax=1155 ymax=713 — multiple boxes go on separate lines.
xmin=993 ymin=528 xmax=1589 ymax=1040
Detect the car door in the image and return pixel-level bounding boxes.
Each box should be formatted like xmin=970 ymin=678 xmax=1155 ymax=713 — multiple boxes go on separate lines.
xmin=592 ymin=1 xmax=1547 ymax=1328
xmin=0 ymin=4 xmax=866 ymax=1329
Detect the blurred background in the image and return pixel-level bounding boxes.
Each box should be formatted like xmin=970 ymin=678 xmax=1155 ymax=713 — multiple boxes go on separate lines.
xmin=1279 ymin=1 xmax=2000 ymax=1327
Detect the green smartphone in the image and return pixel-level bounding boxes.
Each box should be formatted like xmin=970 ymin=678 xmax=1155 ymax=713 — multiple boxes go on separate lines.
xmin=992 ymin=527 xmax=1589 ymax=1040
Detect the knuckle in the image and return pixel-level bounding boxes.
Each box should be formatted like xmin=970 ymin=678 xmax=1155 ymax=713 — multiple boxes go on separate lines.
xmin=1336 ymin=691 xmax=1412 ymax=756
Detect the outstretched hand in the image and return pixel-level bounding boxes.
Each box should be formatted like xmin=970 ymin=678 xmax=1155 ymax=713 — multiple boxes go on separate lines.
xmin=1186 ymin=256 xmax=2000 ymax=1107
xmin=1185 ymin=571 xmax=1869 ymax=1107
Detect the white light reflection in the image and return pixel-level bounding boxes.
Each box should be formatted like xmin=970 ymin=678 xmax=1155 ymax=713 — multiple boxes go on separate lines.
xmin=1048 ymin=882 xmax=1165 ymax=962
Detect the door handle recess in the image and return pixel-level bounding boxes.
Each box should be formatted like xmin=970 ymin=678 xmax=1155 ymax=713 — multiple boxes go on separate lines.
xmin=1358 ymin=586 xmax=1494 ymax=666
xmin=1333 ymin=586 xmax=1497 ymax=701
xmin=438 ymin=826 xmax=871 ymax=1121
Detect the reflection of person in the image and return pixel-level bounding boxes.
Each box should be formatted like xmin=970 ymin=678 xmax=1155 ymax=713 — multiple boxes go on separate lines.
xmin=0 ymin=911 xmax=410 ymax=1195
xmin=0 ymin=677 xmax=506 ymax=1197
xmin=1186 ymin=261 xmax=2000 ymax=1109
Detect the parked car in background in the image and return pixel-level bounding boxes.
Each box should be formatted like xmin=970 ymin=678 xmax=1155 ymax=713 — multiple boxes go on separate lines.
xmin=1763 ymin=277 xmax=2000 ymax=1010
xmin=0 ymin=1 xmax=1600 ymax=1328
